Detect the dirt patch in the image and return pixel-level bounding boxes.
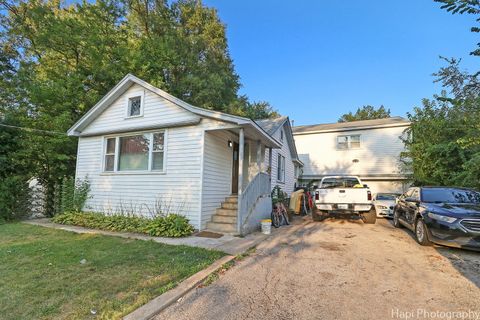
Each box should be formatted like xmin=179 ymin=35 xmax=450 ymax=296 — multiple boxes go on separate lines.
xmin=317 ymin=241 xmax=343 ymax=251
xmin=156 ymin=218 xmax=480 ymax=320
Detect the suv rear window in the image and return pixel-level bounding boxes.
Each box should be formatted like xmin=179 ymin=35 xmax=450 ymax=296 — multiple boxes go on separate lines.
xmin=321 ymin=177 xmax=361 ymax=188
xmin=376 ymin=193 xmax=398 ymax=200
xmin=421 ymin=188 xmax=480 ymax=204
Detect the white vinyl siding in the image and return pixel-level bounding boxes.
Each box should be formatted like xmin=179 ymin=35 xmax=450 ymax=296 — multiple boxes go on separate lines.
xmin=200 ymin=130 xmax=235 ymax=229
xmin=294 ymin=125 xmax=409 ymax=194
xmin=75 ymin=83 xmax=233 ymax=230
xmin=265 ymin=123 xmax=296 ymax=195
xmin=81 ymin=84 xmax=198 ymax=136
xmin=77 ymin=125 xmax=203 ymax=228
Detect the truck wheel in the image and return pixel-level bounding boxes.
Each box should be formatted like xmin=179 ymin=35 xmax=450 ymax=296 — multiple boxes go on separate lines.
xmin=362 ymin=209 xmax=377 ymax=224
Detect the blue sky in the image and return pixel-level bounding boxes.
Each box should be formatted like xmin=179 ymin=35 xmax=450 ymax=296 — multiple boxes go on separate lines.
xmin=203 ymin=0 xmax=479 ymax=125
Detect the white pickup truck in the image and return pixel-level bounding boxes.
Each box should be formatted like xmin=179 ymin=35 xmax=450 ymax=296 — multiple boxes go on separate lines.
xmin=312 ymin=176 xmax=376 ymax=224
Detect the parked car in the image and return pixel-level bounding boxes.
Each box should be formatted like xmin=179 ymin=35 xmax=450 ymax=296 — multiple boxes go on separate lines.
xmin=393 ymin=186 xmax=480 ymax=250
xmin=373 ymin=193 xmax=400 ymax=218
xmin=312 ymin=176 xmax=376 ymax=224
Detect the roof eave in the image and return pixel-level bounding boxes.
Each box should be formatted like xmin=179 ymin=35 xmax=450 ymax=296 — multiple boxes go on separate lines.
xmin=293 ymin=122 xmax=411 ymax=135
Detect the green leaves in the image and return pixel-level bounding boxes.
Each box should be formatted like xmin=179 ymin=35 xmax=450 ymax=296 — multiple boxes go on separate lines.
xmin=0 ymin=0 xmax=278 ymax=216
xmin=338 ymin=105 xmax=391 ymax=123
xmin=52 ymin=211 xmax=195 ymax=237
xmin=402 ymin=94 xmax=480 ymax=189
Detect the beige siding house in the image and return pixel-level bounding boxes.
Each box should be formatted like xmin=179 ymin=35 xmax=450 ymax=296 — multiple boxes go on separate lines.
xmin=68 ymin=74 xmax=301 ymax=234
xmin=293 ymin=117 xmax=410 ymax=194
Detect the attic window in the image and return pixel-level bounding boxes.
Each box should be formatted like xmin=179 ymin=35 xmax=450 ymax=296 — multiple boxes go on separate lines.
xmin=128 ymin=96 xmax=142 ymax=117
xmin=280 ymin=130 xmax=284 ymax=141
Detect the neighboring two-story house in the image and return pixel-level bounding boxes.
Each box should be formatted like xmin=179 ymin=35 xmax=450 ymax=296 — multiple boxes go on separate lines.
xmin=293 ymin=117 xmax=410 ymax=194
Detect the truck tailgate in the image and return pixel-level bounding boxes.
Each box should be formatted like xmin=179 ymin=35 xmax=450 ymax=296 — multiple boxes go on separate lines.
xmin=316 ymin=188 xmax=369 ymax=204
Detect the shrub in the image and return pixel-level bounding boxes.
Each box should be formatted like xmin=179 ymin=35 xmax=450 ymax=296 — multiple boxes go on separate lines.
xmin=59 ymin=177 xmax=90 ymax=214
xmin=52 ymin=211 xmax=194 ymax=238
xmin=0 ymin=176 xmax=31 ymax=222
xmin=146 ymin=214 xmax=195 ymax=237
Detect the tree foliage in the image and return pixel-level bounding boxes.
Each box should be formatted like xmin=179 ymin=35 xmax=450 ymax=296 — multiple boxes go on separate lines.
xmin=338 ymin=105 xmax=391 ymax=122
xmin=0 ymin=0 xmax=278 ymax=216
xmin=401 ymin=0 xmax=480 ymax=189
xmin=435 ymin=0 xmax=480 ymax=55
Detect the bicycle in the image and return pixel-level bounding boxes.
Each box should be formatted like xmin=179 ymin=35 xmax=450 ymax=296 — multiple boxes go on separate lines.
xmin=271 ymin=201 xmax=290 ymax=228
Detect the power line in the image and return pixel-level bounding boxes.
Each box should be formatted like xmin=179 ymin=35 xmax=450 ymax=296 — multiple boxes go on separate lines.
xmin=0 ymin=123 xmax=67 ymax=135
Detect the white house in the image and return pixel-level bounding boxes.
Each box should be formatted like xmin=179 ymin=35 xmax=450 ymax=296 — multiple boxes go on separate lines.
xmin=256 ymin=116 xmax=303 ymax=194
xmin=67 ymin=74 xmax=301 ymax=234
xmin=293 ymin=117 xmax=410 ymax=194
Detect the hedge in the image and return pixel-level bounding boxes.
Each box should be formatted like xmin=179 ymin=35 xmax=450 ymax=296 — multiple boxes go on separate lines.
xmin=52 ymin=211 xmax=194 ymax=238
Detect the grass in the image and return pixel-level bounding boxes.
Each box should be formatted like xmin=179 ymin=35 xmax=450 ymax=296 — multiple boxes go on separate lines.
xmin=0 ymin=223 xmax=225 ymax=320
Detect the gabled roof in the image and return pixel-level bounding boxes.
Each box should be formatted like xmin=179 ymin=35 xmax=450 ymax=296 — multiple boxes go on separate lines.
xmin=67 ymin=74 xmax=280 ymax=148
xmin=293 ymin=117 xmax=410 ymax=135
xmin=255 ymin=116 xmax=303 ymax=166
xmin=255 ymin=116 xmax=288 ymax=135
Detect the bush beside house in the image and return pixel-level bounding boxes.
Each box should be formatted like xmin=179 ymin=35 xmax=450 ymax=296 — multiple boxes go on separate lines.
xmin=52 ymin=212 xmax=195 ymax=238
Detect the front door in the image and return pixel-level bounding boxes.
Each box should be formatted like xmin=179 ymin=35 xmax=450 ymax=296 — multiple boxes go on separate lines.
xmin=231 ymin=142 xmax=239 ymax=194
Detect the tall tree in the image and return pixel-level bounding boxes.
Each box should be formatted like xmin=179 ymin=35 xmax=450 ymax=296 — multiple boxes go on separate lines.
xmin=338 ymin=105 xmax=391 ymax=122
xmin=0 ymin=0 xmax=278 ymax=215
xmin=400 ymin=0 xmax=480 ymax=189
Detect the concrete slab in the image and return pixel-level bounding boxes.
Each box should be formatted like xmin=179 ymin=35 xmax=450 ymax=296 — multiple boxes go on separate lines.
xmin=23 ymin=218 xmax=293 ymax=255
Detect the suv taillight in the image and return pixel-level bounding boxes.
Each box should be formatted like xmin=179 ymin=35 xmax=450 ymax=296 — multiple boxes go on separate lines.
xmin=367 ymin=190 xmax=372 ymax=201
xmin=315 ymin=191 xmax=319 ymax=200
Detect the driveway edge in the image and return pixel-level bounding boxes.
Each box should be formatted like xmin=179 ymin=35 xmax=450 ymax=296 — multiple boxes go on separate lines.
xmin=123 ymin=254 xmax=236 ymax=320
xmin=124 ymin=219 xmax=309 ymax=320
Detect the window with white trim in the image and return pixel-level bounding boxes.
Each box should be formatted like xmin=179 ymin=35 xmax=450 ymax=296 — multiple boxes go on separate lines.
xmin=125 ymin=92 xmax=144 ymax=118
xmin=152 ymin=132 xmax=165 ymax=171
xmin=277 ymin=154 xmax=285 ymax=182
xmin=337 ymin=134 xmax=360 ymax=150
xmin=103 ymin=131 xmax=166 ymax=172
xmin=128 ymin=96 xmax=142 ymax=117
xmin=104 ymin=138 xmax=116 ymax=172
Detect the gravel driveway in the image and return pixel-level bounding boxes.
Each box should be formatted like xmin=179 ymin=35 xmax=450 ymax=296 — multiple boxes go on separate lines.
xmin=155 ymin=217 xmax=480 ymax=320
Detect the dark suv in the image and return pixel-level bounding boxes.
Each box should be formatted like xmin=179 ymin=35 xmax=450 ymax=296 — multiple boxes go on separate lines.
xmin=393 ymin=187 xmax=480 ymax=250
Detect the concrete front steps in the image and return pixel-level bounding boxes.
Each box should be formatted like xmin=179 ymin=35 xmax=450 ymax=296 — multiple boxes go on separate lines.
xmin=206 ymin=196 xmax=238 ymax=234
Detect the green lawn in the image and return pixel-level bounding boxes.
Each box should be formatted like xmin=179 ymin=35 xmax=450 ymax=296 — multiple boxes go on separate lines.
xmin=0 ymin=223 xmax=225 ymax=320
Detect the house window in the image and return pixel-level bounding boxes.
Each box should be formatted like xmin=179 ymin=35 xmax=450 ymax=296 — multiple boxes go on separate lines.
xmin=104 ymin=138 xmax=116 ymax=171
xmin=119 ymin=134 xmax=150 ymax=171
xmin=103 ymin=131 xmax=166 ymax=173
xmin=280 ymin=130 xmax=284 ymax=141
xmin=152 ymin=132 xmax=165 ymax=171
xmin=277 ymin=154 xmax=285 ymax=182
xmin=337 ymin=135 xmax=361 ymax=150
xmin=127 ymin=96 xmax=142 ymax=117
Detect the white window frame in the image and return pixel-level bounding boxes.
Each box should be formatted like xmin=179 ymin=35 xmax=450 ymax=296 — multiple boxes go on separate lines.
xmin=101 ymin=129 xmax=167 ymax=174
xmin=280 ymin=130 xmax=284 ymax=142
xmin=103 ymin=137 xmax=116 ymax=172
xmin=336 ymin=134 xmax=361 ymax=150
xmin=277 ymin=154 xmax=285 ymax=182
xmin=125 ymin=90 xmax=145 ymax=119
